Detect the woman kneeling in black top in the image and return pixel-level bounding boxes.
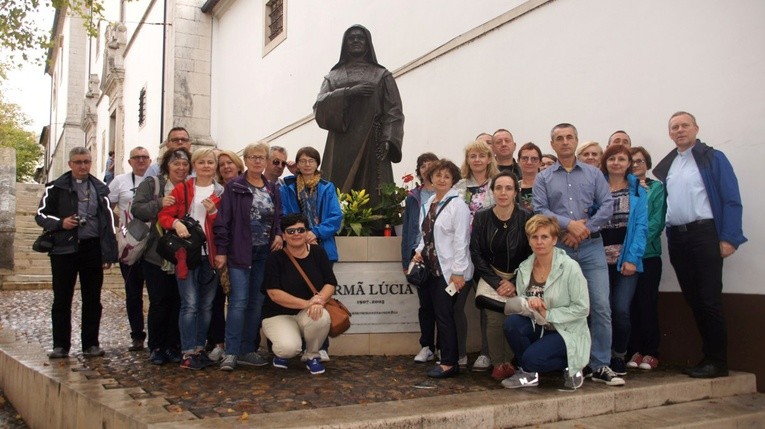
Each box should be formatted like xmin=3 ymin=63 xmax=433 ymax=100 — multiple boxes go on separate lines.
xmin=261 ymin=213 xmax=337 ymax=375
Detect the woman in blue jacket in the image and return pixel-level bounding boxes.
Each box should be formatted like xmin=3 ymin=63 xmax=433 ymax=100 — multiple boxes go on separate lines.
xmin=401 ymin=152 xmax=439 ymax=363
xmin=280 ymin=146 xmax=343 ymax=361
xmin=599 ymin=144 xmax=648 ymax=376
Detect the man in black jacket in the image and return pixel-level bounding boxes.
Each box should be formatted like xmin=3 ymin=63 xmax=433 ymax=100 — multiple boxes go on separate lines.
xmin=36 ymin=147 xmax=118 ymax=358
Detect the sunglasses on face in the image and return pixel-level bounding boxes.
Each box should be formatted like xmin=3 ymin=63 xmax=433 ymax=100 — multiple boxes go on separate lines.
xmin=284 ymin=227 xmax=307 ymax=235
xmin=272 ymin=159 xmax=287 ymax=167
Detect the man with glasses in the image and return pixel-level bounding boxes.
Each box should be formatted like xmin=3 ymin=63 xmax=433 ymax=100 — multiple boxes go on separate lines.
xmin=265 ymin=146 xmax=294 ymax=187
xmin=653 ymin=111 xmax=746 ymax=378
xmin=108 ymin=146 xmax=151 ymax=351
xmin=36 ymin=147 xmax=118 ymax=359
xmin=145 ymin=127 xmax=192 ymax=177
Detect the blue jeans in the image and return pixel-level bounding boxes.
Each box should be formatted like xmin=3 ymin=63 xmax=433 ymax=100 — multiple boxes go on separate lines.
xmin=177 ymin=258 xmax=218 ymax=354
xmin=608 ymin=264 xmax=638 ymax=356
xmin=559 ymin=237 xmax=611 ymax=370
xmin=225 ymin=244 xmax=269 ymax=355
xmin=503 ymin=315 xmax=567 ymax=373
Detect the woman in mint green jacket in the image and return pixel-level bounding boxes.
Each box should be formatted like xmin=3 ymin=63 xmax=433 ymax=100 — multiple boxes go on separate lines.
xmin=502 ymin=215 xmax=591 ymax=390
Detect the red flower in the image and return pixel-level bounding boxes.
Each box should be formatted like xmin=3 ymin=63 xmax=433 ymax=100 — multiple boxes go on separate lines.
xmin=402 ymin=173 xmax=414 ymax=184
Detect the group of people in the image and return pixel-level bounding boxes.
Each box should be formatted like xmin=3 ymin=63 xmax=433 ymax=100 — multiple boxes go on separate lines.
xmin=36 ymin=110 xmax=745 ymax=387
xmin=36 ymin=127 xmax=343 ymax=376
xmin=401 ymin=111 xmax=745 ymax=389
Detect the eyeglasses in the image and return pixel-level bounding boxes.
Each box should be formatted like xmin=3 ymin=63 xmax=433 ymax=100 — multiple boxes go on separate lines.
xmin=130 ymin=155 xmax=151 ymax=161
xmin=284 ymin=227 xmax=307 ymax=235
xmin=170 ymin=137 xmax=190 ymax=143
xmin=632 ymin=159 xmax=646 ymax=165
xmin=271 ymin=159 xmax=287 ymax=167
xmin=520 ymin=156 xmax=540 ymax=163
xmin=70 ymin=160 xmax=92 ymax=165
xmin=245 ymin=155 xmax=267 ymax=162
xmin=297 ymin=159 xmax=317 ymax=166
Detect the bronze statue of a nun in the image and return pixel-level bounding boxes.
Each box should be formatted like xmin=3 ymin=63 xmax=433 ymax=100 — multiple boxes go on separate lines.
xmin=314 ymin=25 xmax=404 ymax=205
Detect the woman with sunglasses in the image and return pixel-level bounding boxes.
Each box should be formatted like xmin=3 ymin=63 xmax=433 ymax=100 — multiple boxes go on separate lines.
xmin=213 ymin=142 xmax=282 ymax=371
xmin=132 ymin=148 xmax=191 ymax=365
xmin=261 ymin=213 xmax=337 ymax=375
xmin=280 ymin=146 xmax=343 ymax=361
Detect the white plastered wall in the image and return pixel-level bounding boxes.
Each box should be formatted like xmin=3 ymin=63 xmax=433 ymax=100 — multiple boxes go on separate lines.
xmin=209 ymin=0 xmax=764 ymax=294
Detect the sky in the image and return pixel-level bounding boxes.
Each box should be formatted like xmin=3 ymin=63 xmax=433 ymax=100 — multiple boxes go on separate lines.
xmin=2 ymin=5 xmax=56 ymax=135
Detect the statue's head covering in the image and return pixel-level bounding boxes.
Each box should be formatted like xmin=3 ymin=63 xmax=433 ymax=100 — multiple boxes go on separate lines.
xmin=332 ymin=24 xmax=381 ymax=70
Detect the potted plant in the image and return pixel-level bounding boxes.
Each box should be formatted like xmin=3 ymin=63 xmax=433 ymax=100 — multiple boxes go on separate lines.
xmin=336 ymin=188 xmax=380 ymax=236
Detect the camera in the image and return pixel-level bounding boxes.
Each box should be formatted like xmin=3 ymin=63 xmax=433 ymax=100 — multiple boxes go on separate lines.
xmin=73 ymin=215 xmax=87 ymax=227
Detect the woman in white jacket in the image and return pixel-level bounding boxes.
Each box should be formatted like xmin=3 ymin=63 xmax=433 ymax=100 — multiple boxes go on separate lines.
xmin=413 ymin=159 xmax=474 ymax=378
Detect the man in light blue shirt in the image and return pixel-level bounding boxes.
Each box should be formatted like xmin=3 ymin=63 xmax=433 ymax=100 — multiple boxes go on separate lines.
xmin=533 ymin=123 xmax=622 ymax=386
xmin=653 ymin=111 xmax=746 ymax=379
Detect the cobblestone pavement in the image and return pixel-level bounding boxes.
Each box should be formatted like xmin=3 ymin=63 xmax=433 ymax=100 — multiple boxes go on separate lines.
xmin=0 ymin=389 xmax=27 ymax=429
xmin=0 ymin=290 xmax=509 ymax=420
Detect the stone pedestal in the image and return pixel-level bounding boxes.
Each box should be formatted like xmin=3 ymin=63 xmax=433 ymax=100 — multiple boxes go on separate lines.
xmin=0 ymin=148 xmax=17 ymax=271
xmin=331 ymin=236 xmax=481 ymax=356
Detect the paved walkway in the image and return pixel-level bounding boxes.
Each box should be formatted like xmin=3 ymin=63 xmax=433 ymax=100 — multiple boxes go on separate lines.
xmin=0 ymin=290 xmax=510 ymax=420
xmin=0 ymin=289 xmax=704 ymax=425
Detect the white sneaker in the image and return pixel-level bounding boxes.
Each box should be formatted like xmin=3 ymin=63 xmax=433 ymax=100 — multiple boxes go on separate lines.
xmin=414 ymin=346 xmax=434 ymax=363
xmin=208 ymin=345 xmax=225 ymax=362
xmin=319 ymin=350 xmax=330 ymax=362
xmin=458 ymin=355 xmax=468 ymax=367
xmin=472 ymin=354 xmax=491 ymax=372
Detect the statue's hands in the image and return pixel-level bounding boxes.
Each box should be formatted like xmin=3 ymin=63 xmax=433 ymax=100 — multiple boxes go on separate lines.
xmin=347 ymin=82 xmax=375 ymax=97
xmin=375 ymin=141 xmax=389 ymax=161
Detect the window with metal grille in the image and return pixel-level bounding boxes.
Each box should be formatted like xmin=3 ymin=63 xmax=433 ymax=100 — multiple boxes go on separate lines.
xmin=266 ymin=0 xmax=284 ymax=42
xmin=138 ymin=87 xmax=146 ymax=127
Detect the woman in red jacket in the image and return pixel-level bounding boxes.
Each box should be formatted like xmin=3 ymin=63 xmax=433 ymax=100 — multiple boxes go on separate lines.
xmin=158 ymin=148 xmax=224 ymax=370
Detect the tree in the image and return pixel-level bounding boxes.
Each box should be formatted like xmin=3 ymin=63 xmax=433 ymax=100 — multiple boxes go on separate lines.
xmin=0 ymin=0 xmax=108 ymax=64
xmin=0 ymin=95 xmax=42 ymax=181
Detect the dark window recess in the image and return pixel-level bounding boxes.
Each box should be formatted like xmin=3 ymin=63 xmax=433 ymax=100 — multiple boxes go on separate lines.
xmin=266 ymin=0 xmax=283 ymax=41
xmin=138 ymin=87 xmax=146 ymax=126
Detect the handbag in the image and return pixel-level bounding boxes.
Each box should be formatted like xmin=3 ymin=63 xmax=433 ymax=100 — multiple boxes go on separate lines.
xmin=504 ymin=296 xmax=548 ymax=326
xmin=116 ymin=176 xmax=159 ymax=265
xmin=285 ymin=247 xmax=351 ymax=337
xmin=32 ymin=231 xmax=55 ymax=253
xmin=405 ymin=260 xmax=427 ymax=286
xmin=474 ymin=267 xmax=516 ymax=313
xmin=156 ymin=182 xmax=207 ymax=268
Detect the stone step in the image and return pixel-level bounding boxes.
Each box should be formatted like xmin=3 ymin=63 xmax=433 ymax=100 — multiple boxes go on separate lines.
xmin=523 ymin=393 xmax=765 ymax=428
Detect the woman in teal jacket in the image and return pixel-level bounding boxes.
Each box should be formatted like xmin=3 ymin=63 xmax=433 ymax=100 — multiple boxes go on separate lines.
xmin=280 ymin=146 xmax=343 ymax=263
xmin=599 ymin=144 xmax=648 ymax=375
xmin=501 ymin=215 xmax=590 ymax=390
xmin=626 ymin=147 xmax=666 ymax=370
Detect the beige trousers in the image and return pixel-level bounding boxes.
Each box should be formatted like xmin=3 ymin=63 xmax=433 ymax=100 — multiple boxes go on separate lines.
xmin=486 ymin=310 xmax=515 ymax=364
xmin=262 ymin=308 xmax=330 ymax=361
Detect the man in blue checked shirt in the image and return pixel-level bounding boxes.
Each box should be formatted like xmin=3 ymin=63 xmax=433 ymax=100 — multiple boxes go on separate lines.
xmin=532 ymin=123 xmax=623 ymax=386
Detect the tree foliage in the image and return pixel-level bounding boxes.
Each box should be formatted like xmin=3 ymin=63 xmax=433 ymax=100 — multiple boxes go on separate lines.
xmin=0 ymin=95 xmax=42 ymax=181
xmin=0 ymin=0 xmax=107 ymax=64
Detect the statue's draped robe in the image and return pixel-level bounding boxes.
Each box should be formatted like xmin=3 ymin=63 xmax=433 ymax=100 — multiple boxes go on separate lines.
xmin=314 ymin=62 xmax=404 ymax=205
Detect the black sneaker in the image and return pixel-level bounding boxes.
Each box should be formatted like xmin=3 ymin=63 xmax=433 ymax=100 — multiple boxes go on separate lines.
xmin=48 ymin=347 xmax=69 ymax=359
xmin=583 ymin=365 xmax=593 ymax=378
xmin=610 ymin=356 xmax=627 ymax=376
xmin=591 ymin=366 xmax=625 ymax=386
xmin=165 ymin=348 xmax=182 ymax=363
xmin=180 ymin=353 xmax=205 ymax=370
xmin=150 ymin=348 xmax=167 ymax=365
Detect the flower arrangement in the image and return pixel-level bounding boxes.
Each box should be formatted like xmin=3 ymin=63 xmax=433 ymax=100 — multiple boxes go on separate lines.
xmin=374 ymin=173 xmax=415 ymax=227
xmin=336 ymin=188 xmax=381 ymax=236
xmin=337 ymin=173 xmax=416 ymax=236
